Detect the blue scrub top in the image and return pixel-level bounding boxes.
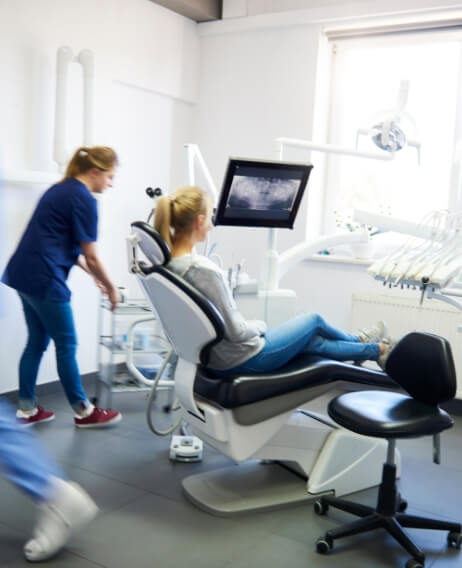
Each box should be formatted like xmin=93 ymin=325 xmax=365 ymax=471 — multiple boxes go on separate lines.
xmin=1 ymin=177 xmax=97 ymax=302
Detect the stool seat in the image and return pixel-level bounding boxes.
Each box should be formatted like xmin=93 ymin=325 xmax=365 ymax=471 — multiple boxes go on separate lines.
xmin=328 ymin=390 xmax=454 ymax=439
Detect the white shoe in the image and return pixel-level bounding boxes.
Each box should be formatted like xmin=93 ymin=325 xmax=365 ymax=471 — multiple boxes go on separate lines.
xmin=358 ymin=320 xmax=388 ymax=344
xmin=378 ymin=338 xmax=397 ymax=371
xmin=24 ymin=477 xmax=98 ymax=562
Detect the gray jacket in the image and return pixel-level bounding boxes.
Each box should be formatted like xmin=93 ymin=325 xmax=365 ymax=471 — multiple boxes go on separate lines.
xmin=167 ymin=254 xmax=266 ymax=370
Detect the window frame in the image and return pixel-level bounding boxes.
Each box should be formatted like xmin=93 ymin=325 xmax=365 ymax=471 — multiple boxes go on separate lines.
xmin=316 ymin=25 xmax=462 ymax=239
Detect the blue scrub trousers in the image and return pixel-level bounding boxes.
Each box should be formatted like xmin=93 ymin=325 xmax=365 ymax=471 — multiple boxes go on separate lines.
xmin=0 ymin=397 xmax=64 ymax=501
xmin=18 ymin=292 xmax=90 ymax=412
xmin=226 ymin=312 xmax=381 ymax=374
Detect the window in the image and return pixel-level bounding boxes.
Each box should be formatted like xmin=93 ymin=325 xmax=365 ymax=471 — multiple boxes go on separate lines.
xmin=323 ymin=29 xmax=462 ymax=234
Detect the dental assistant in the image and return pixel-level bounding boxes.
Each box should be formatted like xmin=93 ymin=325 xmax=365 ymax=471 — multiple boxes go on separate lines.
xmin=2 ymin=146 xmax=121 ymax=428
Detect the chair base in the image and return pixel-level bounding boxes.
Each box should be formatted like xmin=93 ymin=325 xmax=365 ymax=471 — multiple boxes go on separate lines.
xmin=315 ymin=463 xmax=462 ymax=566
xmin=183 ymin=460 xmax=327 ymax=516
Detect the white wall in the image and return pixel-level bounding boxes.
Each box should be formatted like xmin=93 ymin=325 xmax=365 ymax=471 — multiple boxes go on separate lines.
xmin=193 ymin=23 xmax=322 ymax=293
xmin=194 ymin=0 xmax=462 ymax=333
xmin=0 ymin=0 xmax=199 ymax=393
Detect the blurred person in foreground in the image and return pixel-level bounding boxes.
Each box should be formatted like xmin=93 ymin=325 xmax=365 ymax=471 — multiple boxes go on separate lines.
xmin=0 ymin=162 xmax=98 ymax=562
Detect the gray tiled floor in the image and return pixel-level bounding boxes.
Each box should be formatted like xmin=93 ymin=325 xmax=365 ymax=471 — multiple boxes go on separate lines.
xmin=1 ymin=386 xmax=461 ymax=568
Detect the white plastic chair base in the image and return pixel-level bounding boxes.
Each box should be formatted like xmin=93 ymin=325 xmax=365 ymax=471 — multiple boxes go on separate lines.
xmin=182 ymin=460 xmax=323 ymax=516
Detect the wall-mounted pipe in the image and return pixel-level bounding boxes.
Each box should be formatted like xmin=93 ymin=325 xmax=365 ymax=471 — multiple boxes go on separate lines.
xmin=53 ymin=46 xmax=95 ymax=171
xmin=54 ymin=46 xmax=73 ymax=171
xmin=78 ymin=49 xmax=94 ymax=146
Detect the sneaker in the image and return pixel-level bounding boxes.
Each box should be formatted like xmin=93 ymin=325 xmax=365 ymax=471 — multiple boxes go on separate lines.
xmin=74 ymin=407 xmax=122 ymax=428
xmin=24 ymin=476 xmax=98 ymax=562
xmin=17 ymin=406 xmax=55 ymax=427
xmin=378 ymin=339 xmax=397 ymax=371
xmin=358 ymin=320 xmax=388 ymax=344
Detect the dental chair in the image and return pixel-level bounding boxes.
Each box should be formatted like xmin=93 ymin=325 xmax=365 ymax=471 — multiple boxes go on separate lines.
xmin=314 ymin=331 xmax=461 ymax=568
xmin=128 ymin=222 xmax=399 ymax=516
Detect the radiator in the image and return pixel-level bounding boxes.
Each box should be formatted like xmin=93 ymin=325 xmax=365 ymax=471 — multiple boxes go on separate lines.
xmin=351 ymin=292 xmax=462 ymax=399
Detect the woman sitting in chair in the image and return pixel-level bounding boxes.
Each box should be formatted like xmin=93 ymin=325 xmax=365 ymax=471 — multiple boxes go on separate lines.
xmin=153 ymin=186 xmax=393 ymax=374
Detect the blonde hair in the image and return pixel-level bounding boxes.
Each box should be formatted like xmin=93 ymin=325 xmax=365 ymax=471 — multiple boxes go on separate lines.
xmin=154 ymin=186 xmax=209 ymax=249
xmin=63 ymin=146 xmax=119 ymax=180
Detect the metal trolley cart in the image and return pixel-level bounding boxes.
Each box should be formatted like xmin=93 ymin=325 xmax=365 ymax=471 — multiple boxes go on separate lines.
xmin=95 ymin=297 xmax=179 ymax=434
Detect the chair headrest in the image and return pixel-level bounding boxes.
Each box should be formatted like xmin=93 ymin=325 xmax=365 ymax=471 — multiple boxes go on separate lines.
xmin=385 ymin=331 xmax=456 ymax=405
xmin=131 ymin=222 xmax=170 ymax=266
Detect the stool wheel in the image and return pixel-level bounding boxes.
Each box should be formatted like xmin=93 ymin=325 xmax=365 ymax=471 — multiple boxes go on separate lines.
xmin=447 ymin=531 xmax=462 ymax=549
xmin=316 ymin=537 xmax=332 ymax=554
xmin=398 ymin=498 xmax=408 ymax=512
xmin=313 ymin=500 xmax=328 ymax=516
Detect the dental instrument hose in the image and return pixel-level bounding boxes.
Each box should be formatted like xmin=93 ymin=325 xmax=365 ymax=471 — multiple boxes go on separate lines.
xmin=146 ymin=348 xmax=183 ymax=436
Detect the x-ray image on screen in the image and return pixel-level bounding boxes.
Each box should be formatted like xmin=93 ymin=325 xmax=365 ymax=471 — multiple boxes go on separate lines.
xmin=226 ymin=175 xmax=299 ymax=212
xmin=214 ymin=158 xmax=313 ymax=229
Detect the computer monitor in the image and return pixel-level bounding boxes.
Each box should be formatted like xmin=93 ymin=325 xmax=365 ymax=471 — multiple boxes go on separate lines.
xmin=213 ymin=158 xmax=313 ymax=229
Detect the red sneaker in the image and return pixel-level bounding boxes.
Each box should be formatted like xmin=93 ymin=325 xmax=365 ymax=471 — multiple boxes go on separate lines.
xmin=74 ymin=407 xmax=122 ymax=429
xmin=17 ymin=406 xmax=55 ymax=427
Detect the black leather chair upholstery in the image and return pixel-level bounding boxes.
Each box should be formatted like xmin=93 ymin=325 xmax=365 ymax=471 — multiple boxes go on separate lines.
xmin=314 ymin=331 xmax=462 ymax=568
xmin=195 ymin=355 xmax=393 ymax=425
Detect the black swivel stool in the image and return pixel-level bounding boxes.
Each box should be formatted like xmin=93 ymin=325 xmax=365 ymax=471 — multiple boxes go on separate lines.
xmin=314 ymin=331 xmax=462 ymax=568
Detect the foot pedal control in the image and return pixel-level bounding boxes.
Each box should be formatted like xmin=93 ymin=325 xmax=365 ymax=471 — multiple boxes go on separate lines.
xmin=169 ymin=435 xmax=203 ymax=462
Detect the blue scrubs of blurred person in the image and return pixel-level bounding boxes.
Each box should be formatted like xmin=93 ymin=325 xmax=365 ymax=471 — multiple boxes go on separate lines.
xmin=2 ymin=147 xmax=121 ymax=428
xmin=0 ymin=162 xmax=98 ymax=562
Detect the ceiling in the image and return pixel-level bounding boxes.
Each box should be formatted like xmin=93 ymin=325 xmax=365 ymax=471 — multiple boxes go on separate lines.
xmin=149 ymin=0 xmax=222 ymax=22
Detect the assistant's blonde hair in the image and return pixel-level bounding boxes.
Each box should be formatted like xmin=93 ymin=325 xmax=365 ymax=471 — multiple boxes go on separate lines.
xmin=63 ymin=146 xmax=119 ymax=180
xmin=154 ymin=186 xmax=209 ymax=249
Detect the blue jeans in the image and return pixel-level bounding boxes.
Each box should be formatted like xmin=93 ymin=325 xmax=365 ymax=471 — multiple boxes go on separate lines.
xmin=226 ymin=313 xmax=381 ymax=374
xmin=18 ymin=292 xmax=89 ymax=412
xmin=0 ymin=397 xmax=64 ymax=501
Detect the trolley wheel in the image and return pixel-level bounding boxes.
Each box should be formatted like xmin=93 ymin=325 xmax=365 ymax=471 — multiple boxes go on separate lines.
xmin=316 ymin=537 xmax=332 ymax=554
xmin=447 ymin=531 xmax=462 ymax=549
xmin=313 ymin=500 xmax=329 ymax=516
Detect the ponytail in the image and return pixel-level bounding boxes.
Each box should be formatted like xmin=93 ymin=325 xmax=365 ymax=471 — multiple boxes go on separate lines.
xmin=153 ymin=186 xmax=209 ymax=248
xmin=153 ymin=195 xmax=174 ymax=249
xmin=63 ymin=146 xmax=119 ymax=180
